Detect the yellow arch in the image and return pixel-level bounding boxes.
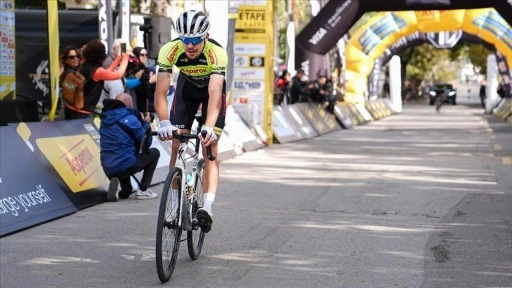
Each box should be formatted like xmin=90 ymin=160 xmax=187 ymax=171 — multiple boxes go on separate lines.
xmin=345 ymin=8 xmax=512 ymax=104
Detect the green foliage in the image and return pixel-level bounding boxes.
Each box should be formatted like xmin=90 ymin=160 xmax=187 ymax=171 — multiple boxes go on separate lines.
xmin=450 ymin=42 xmax=490 ymax=75
xmin=399 ymin=42 xmax=491 ymax=88
xmin=275 ymin=0 xmax=314 ymax=65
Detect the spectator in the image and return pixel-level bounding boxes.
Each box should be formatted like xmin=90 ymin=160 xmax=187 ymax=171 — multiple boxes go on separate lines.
xmin=96 ymin=69 xmax=148 ymax=115
xmin=479 ymin=82 xmax=486 ymax=108
xmin=102 ymin=38 xmax=122 ymax=68
xmin=64 ymin=39 xmax=130 ymax=119
xmin=59 ymin=46 xmax=82 ymax=119
xmin=129 ymin=47 xmax=156 ymax=113
xmin=290 ymin=69 xmax=309 ymax=104
xmin=308 ymin=75 xmax=335 ymax=113
xmin=100 ymin=93 xmax=160 ymax=201
xmin=274 ymin=70 xmax=291 ymax=105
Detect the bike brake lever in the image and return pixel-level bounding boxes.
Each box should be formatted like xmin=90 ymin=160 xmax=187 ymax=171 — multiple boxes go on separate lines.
xmin=200 ymin=130 xmax=216 ymax=161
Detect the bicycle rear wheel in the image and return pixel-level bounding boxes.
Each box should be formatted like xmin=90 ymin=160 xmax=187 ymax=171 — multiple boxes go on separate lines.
xmin=156 ymin=168 xmax=182 ymax=283
xmin=187 ymin=159 xmax=206 ymax=260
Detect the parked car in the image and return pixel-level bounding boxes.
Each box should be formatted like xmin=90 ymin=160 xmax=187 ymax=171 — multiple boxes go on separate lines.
xmin=428 ymin=84 xmax=457 ymax=105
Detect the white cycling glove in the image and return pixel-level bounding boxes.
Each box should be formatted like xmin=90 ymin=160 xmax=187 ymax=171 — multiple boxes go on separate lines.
xmin=157 ymin=120 xmax=177 ymax=138
xmin=201 ymin=125 xmax=217 ymax=143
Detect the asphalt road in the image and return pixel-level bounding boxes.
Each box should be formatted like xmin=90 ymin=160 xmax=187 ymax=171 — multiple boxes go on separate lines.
xmin=1 ymin=100 xmax=511 ymax=288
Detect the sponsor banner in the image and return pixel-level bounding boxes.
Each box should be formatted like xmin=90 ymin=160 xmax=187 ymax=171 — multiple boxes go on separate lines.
xmin=0 ymin=0 xmax=15 ymax=100
xmin=282 ymin=105 xmax=318 ymax=138
xmin=272 ymin=106 xmax=304 ymax=143
xmin=0 ymin=124 xmax=77 ymax=237
xmin=494 ymin=1 xmax=512 ymax=28
xmin=495 ymin=52 xmax=512 ymax=98
xmin=368 ymin=57 xmax=382 ymax=97
xmin=232 ymin=80 xmax=264 ymax=92
xmin=98 ymin=0 xmax=114 ymax=55
xmin=233 ymin=0 xmax=274 ymax=140
xmin=294 ymin=103 xmax=341 ymax=135
xmin=19 ymin=120 xmax=109 ymax=194
xmin=233 ymin=68 xmax=265 ymax=80
xmin=345 ymin=9 xmax=512 ymax=104
xmin=224 ymin=106 xmax=265 ymax=151
xmin=332 ymin=104 xmax=353 ymax=129
xmin=295 ymin=0 xmax=361 ymax=79
xmin=15 ymin=10 xmax=101 ymax=104
xmin=234 ymin=43 xmax=266 ymax=55
xmin=295 ymin=0 xmax=361 ymax=55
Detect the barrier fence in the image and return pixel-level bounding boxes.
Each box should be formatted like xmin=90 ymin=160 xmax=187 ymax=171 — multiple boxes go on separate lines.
xmin=0 ymin=99 xmax=400 ymax=237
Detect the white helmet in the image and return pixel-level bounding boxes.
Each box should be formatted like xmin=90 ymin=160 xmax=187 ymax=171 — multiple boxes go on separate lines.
xmin=175 ymin=10 xmax=210 ymax=38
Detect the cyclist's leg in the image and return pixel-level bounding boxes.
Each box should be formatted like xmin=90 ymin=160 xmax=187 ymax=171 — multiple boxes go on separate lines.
xmin=169 ymin=74 xmax=198 ymax=168
xmin=195 ymin=80 xmax=226 ymax=231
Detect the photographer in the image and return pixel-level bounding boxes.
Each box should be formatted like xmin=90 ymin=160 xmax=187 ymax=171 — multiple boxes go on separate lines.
xmin=308 ymin=75 xmax=336 ymax=113
xmin=99 ymin=93 xmax=160 ymax=201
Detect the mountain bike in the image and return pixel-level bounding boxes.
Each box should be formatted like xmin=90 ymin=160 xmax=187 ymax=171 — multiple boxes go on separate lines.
xmin=141 ymin=119 xmax=215 ymax=283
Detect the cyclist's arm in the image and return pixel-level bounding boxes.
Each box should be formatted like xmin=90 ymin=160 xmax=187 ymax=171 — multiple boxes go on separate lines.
xmin=205 ymin=74 xmax=224 ymax=128
xmin=154 ymin=71 xmax=172 ymax=121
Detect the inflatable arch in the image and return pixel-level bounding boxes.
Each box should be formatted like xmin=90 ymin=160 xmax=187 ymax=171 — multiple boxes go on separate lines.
xmin=344 ymin=8 xmax=512 ymax=104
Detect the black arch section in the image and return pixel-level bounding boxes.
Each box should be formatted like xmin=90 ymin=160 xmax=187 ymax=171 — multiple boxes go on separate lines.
xmin=380 ymin=31 xmax=496 ymax=65
xmin=295 ymin=0 xmax=512 ymax=79
xmin=368 ymin=32 xmax=498 ymax=97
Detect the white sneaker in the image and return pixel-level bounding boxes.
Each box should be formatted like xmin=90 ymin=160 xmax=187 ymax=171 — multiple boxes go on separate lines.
xmin=135 ymin=189 xmax=158 ymax=200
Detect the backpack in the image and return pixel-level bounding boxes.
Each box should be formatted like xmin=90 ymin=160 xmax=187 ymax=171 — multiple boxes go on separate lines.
xmin=61 ymin=70 xmax=87 ymax=109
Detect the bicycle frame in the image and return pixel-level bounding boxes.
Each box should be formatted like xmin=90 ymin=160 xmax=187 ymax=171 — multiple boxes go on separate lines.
xmin=173 ymin=133 xmax=202 ymax=230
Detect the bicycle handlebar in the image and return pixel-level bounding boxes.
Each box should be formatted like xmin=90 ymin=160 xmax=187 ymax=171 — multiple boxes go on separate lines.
xmin=145 ymin=129 xmax=216 ymax=161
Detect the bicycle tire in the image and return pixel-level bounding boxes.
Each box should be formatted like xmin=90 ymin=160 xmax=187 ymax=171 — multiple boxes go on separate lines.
xmin=187 ymin=159 xmax=206 ymax=260
xmin=156 ymin=168 xmax=183 ymax=283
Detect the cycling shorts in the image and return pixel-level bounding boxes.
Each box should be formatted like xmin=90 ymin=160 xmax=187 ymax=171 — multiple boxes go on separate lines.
xmin=169 ymin=72 xmax=226 ymax=135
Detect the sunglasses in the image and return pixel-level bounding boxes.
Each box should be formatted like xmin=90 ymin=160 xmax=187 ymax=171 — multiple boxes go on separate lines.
xmin=139 ymin=53 xmax=148 ymax=57
xmin=67 ymin=55 xmax=80 ymax=60
xmin=180 ymin=36 xmax=204 ymax=46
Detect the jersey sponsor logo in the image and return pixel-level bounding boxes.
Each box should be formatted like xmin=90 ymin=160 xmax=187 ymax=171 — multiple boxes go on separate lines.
xmin=212 ymin=66 xmax=226 ymax=71
xmin=182 ymin=68 xmax=208 ymax=74
xmin=166 ymin=45 xmax=180 ymax=64
xmin=207 ymin=49 xmax=217 ymax=65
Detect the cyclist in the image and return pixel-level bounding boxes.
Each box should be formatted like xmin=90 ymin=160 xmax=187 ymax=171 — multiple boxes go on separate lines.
xmin=154 ymin=10 xmax=227 ymax=233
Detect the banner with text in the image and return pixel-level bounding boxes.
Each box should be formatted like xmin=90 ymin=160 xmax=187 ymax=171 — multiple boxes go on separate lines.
xmin=0 ymin=0 xmax=15 ymax=100
xmin=0 ymin=124 xmax=77 ymax=237
xmin=232 ymin=0 xmax=274 ymax=140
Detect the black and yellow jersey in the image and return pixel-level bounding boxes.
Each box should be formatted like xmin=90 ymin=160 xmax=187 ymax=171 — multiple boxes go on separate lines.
xmin=157 ymin=38 xmax=228 ymax=88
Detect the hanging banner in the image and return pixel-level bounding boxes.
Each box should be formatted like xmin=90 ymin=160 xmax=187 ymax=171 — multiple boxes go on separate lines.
xmin=295 ymin=0 xmax=361 ymax=79
xmin=232 ymin=0 xmax=274 ymax=140
xmin=495 ymin=51 xmax=512 ymax=98
xmin=98 ymin=0 xmax=114 ymax=55
xmin=225 ymin=0 xmax=239 ymax=103
xmin=0 ymin=0 xmax=15 ymax=101
xmin=119 ymin=0 xmax=130 ymax=44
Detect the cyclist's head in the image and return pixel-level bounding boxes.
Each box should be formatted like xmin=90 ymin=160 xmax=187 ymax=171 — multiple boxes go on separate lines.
xmin=175 ymin=10 xmax=210 ymax=39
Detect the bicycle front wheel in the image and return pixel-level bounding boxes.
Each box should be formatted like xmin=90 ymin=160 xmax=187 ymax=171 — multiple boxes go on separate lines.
xmin=156 ymin=168 xmax=183 ymax=283
xmin=187 ymin=159 xmax=206 ymax=260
